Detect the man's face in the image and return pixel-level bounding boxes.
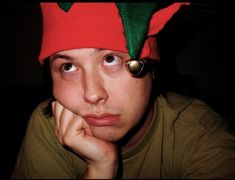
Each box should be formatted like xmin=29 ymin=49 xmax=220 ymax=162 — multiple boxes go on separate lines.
xmin=50 ymin=48 xmax=153 ymax=142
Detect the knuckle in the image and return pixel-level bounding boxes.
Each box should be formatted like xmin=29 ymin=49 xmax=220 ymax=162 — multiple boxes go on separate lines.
xmin=62 ymin=135 xmax=72 ymax=146
xmin=55 ymin=131 xmax=64 ymax=145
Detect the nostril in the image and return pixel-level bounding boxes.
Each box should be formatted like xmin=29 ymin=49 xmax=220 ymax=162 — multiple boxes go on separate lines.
xmin=83 ymin=80 xmax=108 ymax=104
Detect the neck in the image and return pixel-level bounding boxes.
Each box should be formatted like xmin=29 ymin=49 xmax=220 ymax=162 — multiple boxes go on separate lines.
xmin=119 ymin=104 xmax=155 ymax=152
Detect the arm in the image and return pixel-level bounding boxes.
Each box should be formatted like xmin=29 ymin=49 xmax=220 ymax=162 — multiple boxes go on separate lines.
xmin=52 ymin=101 xmax=118 ymax=179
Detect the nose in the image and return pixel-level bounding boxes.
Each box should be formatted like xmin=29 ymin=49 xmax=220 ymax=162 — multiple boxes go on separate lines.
xmin=82 ymin=71 xmax=108 ymax=105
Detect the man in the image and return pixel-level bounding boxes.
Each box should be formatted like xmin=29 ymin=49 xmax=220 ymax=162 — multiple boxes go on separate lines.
xmin=12 ymin=2 xmax=235 ymax=179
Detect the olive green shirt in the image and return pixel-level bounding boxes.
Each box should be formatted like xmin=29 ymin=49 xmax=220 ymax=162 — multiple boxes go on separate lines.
xmin=12 ymin=92 xmax=235 ymax=178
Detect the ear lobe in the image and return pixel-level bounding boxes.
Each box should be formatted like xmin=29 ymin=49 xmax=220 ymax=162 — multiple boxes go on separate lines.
xmin=148 ymin=2 xmax=190 ymax=36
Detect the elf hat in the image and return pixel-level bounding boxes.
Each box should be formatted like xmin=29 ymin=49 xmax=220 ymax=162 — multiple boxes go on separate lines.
xmin=39 ymin=2 xmax=190 ymax=64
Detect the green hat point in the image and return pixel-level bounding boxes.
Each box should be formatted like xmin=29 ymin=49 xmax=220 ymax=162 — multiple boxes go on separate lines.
xmin=116 ymin=3 xmax=161 ymax=59
xmin=58 ymin=2 xmax=73 ymax=12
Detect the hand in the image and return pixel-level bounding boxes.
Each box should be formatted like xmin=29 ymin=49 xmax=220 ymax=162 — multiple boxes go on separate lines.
xmin=52 ymin=101 xmax=118 ymax=179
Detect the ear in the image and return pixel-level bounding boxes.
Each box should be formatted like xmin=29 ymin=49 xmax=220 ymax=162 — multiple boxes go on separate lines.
xmin=148 ymin=2 xmax=190 ymax=36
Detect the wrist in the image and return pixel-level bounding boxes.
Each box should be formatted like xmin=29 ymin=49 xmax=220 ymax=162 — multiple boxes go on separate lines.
xmin=84 ymin=159 xmax=118 ymax=179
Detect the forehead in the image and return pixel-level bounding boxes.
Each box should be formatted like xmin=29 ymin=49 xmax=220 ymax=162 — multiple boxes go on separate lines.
xmin=53 ymin=48 xmax=104 ymax=56
xmin=50 ymin=48 xmax=130 ymax=61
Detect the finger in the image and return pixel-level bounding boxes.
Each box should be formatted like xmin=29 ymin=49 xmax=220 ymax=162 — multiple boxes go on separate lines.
xmin=64 ymin=116 xmax=116 ymax=162
xmin=51 ymin=101 xmax=57 ymax=135
xmin=63 ymin=115 xmax=94 ymax=154
xmin=64 ymin=115 xmax=93 ymax=144
xmin=69 ymin=115 xmax=92 ymax=137
xmin=74 ymin=115 xmax=93 ymax=136
xmin=58 ymin=107 xmax=74 ymax=142
xmin=51 ymin=101 xmax=55 ymax=114
xmin=53 ymin=101 xmax=64 ymax=135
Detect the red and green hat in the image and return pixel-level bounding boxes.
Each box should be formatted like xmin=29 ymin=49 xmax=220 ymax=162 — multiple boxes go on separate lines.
xmin=39 ymin=2 xmax=190 ymax=63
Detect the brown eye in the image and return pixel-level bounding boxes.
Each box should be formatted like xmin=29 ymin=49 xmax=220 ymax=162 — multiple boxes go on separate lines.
xmin=103 ymin=54 xmax=121 ymax=66
xmin=105 ymin=55 xmax=115 ymax=63
xmin=61 ymin=63 xmax=77 ymax=72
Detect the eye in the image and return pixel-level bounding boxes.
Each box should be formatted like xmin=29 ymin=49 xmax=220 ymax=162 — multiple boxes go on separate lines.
xmin=103 ymin=54 xmax=121 ymax=66
xmin=60 ymin=63 xmax=78 ymax=73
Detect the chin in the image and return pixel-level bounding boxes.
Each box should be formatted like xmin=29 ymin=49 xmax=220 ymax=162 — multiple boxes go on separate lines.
xmin=91 ymin=127 xmax=124 ymax=142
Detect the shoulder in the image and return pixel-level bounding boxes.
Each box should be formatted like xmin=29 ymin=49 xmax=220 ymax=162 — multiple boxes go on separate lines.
xmin=14 ymin=99 xmax=84 ymax=178
xmin=30 ymin=98 xmax=52 ymax=121
xmin=157 ymin=92 xmax=235 ymax=178
xmin=26 ymin=98 xmax=54 ymax=136
xmin=156 ymin=92 xmax=233 ymax=159
xmin=157 ymin=92 xmax=225 ymax=130
xmin=31 ymin=98 xmax=52 ymax=116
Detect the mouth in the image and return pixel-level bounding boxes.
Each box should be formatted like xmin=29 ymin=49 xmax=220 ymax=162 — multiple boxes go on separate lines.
xmin=83 ymin=113 xmax=120 ymax=126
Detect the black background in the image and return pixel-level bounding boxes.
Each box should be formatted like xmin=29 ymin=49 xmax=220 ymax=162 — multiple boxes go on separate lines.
xmin=0 ymin=2 xmax=235 ymax=179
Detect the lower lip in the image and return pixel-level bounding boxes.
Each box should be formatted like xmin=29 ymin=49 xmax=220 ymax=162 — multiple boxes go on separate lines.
xmin=85 ymin=115 xmax=119 ymax=126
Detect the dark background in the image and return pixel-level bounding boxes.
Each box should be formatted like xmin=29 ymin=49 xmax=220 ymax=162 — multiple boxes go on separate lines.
xmin=0 ymin=2 xmax=235 ymax=179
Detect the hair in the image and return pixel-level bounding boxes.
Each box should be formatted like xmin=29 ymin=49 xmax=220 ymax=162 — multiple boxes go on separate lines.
xmin=42 ymin=58 xmax=54 ymax=117
xmin=42 ymin=58 xmax=160 ymax=117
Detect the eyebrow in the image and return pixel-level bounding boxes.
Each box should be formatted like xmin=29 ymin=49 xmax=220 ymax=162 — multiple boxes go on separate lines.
xmin=50 ymin=54 xmax=74 ymax=63
xmin=50 ymin=48 xmax=127 ymax=63
xmin=50 ymin=48 xmax=106 ymax=63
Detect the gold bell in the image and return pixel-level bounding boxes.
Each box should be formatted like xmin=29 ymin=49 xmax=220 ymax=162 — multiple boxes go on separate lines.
xmin=125 ymin=59 xmax=146 ymax=77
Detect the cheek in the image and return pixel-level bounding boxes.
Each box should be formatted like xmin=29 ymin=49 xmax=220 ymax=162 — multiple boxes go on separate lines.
xmin=52 ymin=80 xmax=82 ymax=111
xmin=111 ymin=74 xmax=152 ymax=120
xmin=117 ymin=74 xmax=152 ymax=102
